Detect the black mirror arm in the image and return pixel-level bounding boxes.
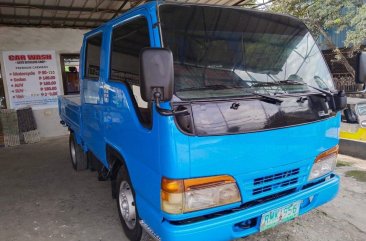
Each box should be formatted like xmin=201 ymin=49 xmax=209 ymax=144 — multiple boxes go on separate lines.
xmin=154 ymin=92 xmax=189 ymax=116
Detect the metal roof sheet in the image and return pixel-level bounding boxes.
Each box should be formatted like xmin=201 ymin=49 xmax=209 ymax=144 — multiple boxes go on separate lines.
xmin=0 ymin=0 xmax=264 ymax=28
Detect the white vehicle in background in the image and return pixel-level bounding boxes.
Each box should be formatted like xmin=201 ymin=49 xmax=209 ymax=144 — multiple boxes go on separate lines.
xmin=355 ymin=102 xmax=366 ymax=128
xmin=342 ymin=97 xmax=366 ymax=128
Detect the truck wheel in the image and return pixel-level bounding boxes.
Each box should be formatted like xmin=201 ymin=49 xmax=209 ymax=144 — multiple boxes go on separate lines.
xmin=69 ymin=133 xmax=87 ymax=171
xmin=116 ymin=165 xmax=144 ymax=241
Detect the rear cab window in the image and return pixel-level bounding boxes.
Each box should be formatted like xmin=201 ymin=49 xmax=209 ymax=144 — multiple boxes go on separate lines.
xmin=83 ymin=33 xmax=103 ymax=104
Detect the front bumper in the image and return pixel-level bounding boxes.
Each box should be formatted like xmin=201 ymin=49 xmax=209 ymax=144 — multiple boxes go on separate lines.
xmin=159 ymin=174 xmax=340 ymax=241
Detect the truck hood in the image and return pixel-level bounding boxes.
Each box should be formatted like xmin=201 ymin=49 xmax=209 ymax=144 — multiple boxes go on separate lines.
xmin=168 ymin=114 xmax=340 ymax=203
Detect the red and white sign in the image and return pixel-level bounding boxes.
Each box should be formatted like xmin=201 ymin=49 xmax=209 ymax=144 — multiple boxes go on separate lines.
xmin=3 ymin=51 xmax=61 ymax=109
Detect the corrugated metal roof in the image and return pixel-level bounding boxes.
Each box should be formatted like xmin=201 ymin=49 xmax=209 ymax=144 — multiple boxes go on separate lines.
xmin=0 ymin=0 xmax=261 ymax=28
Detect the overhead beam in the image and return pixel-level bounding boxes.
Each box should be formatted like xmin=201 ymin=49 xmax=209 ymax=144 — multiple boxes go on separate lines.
xmin=252 ymin=0 xmax=275 ymax=8
xmin=111 ymin=0 xmax=130 ymax=19
xmin=0 ymin=2 xmax=119 ymax=13
xmin=0 ymin=22 xmax=96 ymax=28
xmin=110 ymin=0 xmax=147 ymax=20
xmin=0 ymin=14 xmax=107 ymax=23
xmin=233 ymin=0 xmax=255 ymax=6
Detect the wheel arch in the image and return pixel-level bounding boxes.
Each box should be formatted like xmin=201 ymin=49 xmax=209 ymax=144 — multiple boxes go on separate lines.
xmin=69 ymin=129 xmax=84 ymax=148
xmin=106 ymin=144 xmax=128 ymax=179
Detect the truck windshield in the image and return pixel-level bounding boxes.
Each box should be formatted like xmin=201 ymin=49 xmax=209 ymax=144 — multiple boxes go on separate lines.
xmin=159 ymin=4 xmax=334 ymax=100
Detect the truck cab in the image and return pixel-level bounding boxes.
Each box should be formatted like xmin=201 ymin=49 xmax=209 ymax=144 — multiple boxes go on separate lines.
xmin=58 ymin=2 xmax=347 ymax=241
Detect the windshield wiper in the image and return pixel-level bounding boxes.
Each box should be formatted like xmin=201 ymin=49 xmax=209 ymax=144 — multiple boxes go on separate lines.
xmin=252 ymin=82 xmax=280 ymax=87
xmin=250 ymin=92 xmax=283 ymax=105
xmin=177 ymin=85 xmax=283 ymax=104
xmin=279 ymin=80 xmax=332 ymax=96
xmin=248 ymin=80 xmax=327 ymax=103
xmin=177 ymin=84 xmax=236 ymax=92
xmin=278 ymin=79 xmax=348 ymax=112
xmin=278 ymin=80 xmax=306 ymax=86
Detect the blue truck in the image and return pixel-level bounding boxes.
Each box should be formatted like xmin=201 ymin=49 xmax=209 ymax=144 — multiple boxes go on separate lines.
xmin=58 ymin=2 xmax=347 ymax=241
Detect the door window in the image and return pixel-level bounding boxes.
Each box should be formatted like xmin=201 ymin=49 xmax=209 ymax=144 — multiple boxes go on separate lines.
xmin=110 ymin=17 xmax=151 ymax=124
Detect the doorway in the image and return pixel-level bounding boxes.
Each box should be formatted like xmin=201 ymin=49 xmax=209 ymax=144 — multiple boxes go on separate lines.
xmin=0 ymin=64 xmax=7 ymax=109
xmin=60 ymin=54 xmax=80 ymax=95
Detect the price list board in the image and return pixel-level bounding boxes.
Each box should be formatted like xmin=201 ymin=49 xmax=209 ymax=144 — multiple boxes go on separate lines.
xmin=2 ymin=51 xmax=62 ymax=109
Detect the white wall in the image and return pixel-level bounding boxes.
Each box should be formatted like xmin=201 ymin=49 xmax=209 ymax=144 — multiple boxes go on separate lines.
xmin=0 ymin=27 xmax=89 ymax=138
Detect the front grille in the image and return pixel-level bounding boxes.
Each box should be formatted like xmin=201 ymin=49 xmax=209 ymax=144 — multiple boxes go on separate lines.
xmin=253 ymin=177 xmax=298 ymax=195
xmin=252 ymin=168 xmax=300 ymax=195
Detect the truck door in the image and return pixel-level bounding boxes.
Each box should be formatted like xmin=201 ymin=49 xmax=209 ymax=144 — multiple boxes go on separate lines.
xmin=103 ymin=12 xmax=162 ymax=194
xmin=81 ymin=32 xmax=105 ymax=161
xmin=108 ymin=16 xmax=152 ymax=126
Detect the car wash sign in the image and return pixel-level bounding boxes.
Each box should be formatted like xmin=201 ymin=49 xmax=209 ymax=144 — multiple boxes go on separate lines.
xmin=3 ymin=51 xmax=61 ymax=109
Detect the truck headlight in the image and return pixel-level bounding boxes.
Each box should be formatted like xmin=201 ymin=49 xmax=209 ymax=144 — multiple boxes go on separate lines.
xmin=308 ymin=145 xmax=338 ymax=181
xmin=161 ymin=175 xmax=241 ymax=214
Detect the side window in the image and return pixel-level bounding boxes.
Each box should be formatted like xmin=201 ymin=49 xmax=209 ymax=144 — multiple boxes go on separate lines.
xmin=110 ymin=17 xmax=151 ymax=124
xmin=85 ymin=33 xmax=102 ymax=79
xmin=84 ymin=33 xmax=102 ymax=104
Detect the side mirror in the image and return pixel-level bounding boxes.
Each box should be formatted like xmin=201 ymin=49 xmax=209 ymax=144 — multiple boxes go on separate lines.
xmin=140 ymin=48 xmax=174 ymax=102
xmin=331 ymin=90 xmax=347 ymax=112
xmin=140 ymin=48 xmax=188 ymax=116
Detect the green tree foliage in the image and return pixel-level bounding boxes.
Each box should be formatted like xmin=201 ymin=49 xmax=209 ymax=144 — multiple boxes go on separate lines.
xmin=270 ymin=0 xmax=365 ymax=49
xmin=270 ymin=0 xmax=366 ymax=77
xmin=345 ymin=4 xmax=366 ymax=49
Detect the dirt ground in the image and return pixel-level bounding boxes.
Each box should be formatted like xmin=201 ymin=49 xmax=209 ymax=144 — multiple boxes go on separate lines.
xmin=0 ymin=136 xmax=365 ymax=241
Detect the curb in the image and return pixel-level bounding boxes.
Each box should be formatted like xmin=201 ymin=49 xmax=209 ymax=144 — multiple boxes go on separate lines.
xmin=339 ymin=138 xmax=366 ymax=160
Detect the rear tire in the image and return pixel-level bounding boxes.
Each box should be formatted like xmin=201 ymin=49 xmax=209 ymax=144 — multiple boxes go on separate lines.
xmin=116 ymin=164 xmax=144 ymax=241
xmin=69 ymin=132 xmax=87 ymax=171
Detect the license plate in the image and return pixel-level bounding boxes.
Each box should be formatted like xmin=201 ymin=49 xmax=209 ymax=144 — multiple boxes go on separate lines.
xmin=260 ymin=201 xmax=301 ymax=232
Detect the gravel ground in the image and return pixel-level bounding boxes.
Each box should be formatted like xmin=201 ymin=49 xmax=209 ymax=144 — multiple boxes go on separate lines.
xmin=0 ymin=136 xmax=365 ymax=241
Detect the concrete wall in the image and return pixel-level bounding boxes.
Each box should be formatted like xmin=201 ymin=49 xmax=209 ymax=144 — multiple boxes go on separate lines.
xmin=0 ymin=27 xmax=88 ymax=137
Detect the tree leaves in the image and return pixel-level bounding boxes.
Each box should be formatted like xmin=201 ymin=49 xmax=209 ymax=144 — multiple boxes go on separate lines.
xmin=270 ymin=0 xmax=366 ymax=51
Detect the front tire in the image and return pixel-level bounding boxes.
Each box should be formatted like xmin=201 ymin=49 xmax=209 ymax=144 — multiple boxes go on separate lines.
xmin=69 ymin=132 xmax=87 ymax=171
xmin=116 ymin=165 xmax=144 ymax=241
